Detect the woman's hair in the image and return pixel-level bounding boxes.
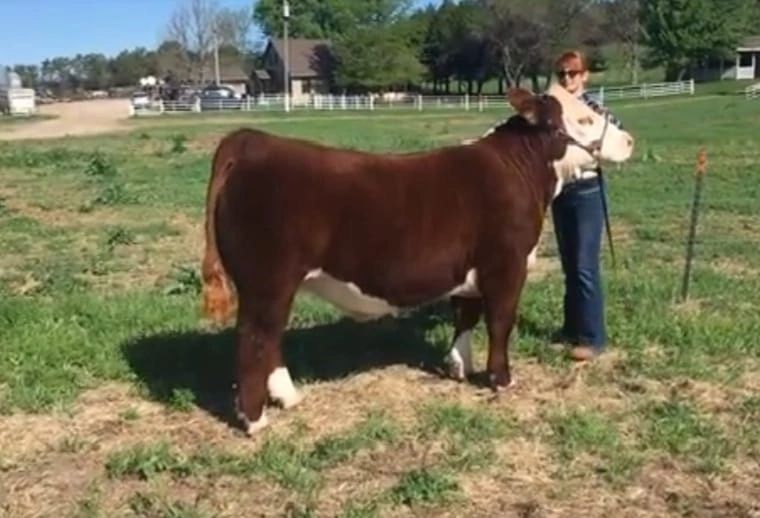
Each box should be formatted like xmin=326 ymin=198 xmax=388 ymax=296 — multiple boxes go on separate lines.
xmin=554 ymin=50 xmax=588 ymax=72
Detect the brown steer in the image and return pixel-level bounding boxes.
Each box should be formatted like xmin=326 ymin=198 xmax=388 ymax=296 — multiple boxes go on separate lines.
xmin=201 ymin=87 xmax=634 ymax=434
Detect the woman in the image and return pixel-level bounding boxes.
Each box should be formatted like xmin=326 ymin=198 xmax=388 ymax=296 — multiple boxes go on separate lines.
xmin=550 ymin=50 xmax=624 ymax=361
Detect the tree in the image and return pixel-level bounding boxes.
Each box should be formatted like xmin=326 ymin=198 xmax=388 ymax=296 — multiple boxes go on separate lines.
xmin=12 ymin=65 xmax=39 ymax=89
xmin=479 ymin=0 xmax=599 ymax=90
xmin=479 ymin=0 xmax=544 ymax=88
xmin=165 ymin=0 xmax=219 ymax=83
xmin=214 ymin=6 xmax=255 ymax=54
xmin=640 ymin=0 xmax=755 ymax=80
xmin=333 ymin=24 xmax=425 ymax=91
xmin=80 ymin=54 xmax=111 ymax=90
xmin=109 ymin=48 xmax=157 ymax=87
xmin=603 ymin=0 xmax=641 ymax=83
xmin=252 ymin=0 xmax=412 ymax=39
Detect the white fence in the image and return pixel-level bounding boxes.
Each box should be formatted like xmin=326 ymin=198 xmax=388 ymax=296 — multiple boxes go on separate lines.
xmin=130 ymin=79 xmax=696 ymax=117
xmin=745 ymin=83 xmax=760 ymax=99
xmin=591 ymin=79 xmax=695 ymax=103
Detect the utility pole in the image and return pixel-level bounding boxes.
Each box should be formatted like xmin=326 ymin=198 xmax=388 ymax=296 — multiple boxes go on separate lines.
xmin=283 ymin=0 xmax=290 ymax=112
xmin=213 ymin=30 xmax=221 ymax=86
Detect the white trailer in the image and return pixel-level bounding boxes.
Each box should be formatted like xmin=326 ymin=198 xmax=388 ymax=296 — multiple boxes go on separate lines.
xmin=0 ymin=69 xmax=36 ymax=116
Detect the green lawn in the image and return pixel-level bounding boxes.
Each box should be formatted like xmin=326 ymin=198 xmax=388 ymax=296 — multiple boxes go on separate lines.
xmin=1 ymin=93 xmax=759 ymax=517
xmin=0 ymin=113 xmax=56 ymax=129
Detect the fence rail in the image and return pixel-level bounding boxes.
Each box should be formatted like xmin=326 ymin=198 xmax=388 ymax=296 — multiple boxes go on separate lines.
xmin=745 ymin=83 xmax=760 ymax=99
xmin=591 ymin=79 xmax=695 ymax=103
xmin=130 ymin=79 xmax=697 ymax=117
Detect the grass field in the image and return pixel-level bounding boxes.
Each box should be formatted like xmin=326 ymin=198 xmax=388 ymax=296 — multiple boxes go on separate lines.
xmin=1 ymin=90 xmax=759 ymax=517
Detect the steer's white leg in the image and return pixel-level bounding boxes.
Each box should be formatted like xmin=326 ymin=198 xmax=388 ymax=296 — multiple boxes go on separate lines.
xmin=527 ymin=245 xmax=538 ymax=269
xmin=267 ymin=367 xmax=302 ymax=409
xmin=445 ymin=330 xmax=474 ymax=381
xmin=235 ymin=395 xmax=269 ymax=435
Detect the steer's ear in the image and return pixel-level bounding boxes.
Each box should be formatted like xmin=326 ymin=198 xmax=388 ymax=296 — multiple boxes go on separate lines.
xmin=508 ymin=87 xmax=539 ymax=125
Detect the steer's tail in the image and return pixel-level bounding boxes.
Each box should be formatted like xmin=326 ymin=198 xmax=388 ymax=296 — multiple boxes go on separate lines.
xmin=201 ymin=141 xmax=238 ymax=325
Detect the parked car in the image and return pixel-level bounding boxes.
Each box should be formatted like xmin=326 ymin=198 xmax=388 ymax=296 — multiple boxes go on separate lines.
xmin=199 ymin=85 xmax=243 ymax=111
xmin=131 ymin=91 xmax=151 ymax=109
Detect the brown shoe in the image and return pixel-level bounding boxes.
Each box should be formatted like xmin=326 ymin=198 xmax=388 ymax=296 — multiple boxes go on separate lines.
xmin=568 ymin=345 xmax=602 ymax=362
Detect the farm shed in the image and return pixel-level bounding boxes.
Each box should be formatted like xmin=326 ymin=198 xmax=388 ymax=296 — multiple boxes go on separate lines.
xmin=735 ymin=35 xmax=760 ymax=80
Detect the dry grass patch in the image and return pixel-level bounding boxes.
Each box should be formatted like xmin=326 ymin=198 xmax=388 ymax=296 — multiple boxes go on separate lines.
xmin=710 ymin=257 xmax=760 ymax=279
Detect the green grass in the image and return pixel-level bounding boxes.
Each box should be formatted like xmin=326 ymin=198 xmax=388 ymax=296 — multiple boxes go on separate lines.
xmin=0 ymin=113 xmax=57 ymax=128
xmin=106 ymin=411 xmax=398 ymax=488
xmin=546 ymin=409 xmax=642 ymax=484
xmin=1 ymin=89 xmax=759 ymax=515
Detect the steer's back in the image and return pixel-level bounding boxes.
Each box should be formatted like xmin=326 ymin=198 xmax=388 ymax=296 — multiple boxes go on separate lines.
xmin=211 ymin=127 xmax=539 ymax=309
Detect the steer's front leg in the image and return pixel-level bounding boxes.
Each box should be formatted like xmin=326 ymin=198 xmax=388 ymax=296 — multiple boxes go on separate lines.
xmin=480 ymin=261 xmax=528 ymax=391
xmin=234 ymin=318 xmax=273 ymax=435
xmin=234 ymin=286 xmax=299 ymax=435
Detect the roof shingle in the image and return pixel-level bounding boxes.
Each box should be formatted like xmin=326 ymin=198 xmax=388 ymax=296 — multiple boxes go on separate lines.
xmin=738 ymin=35 xmax=760 ymax=50
xmin=269 ymin=38 xmax=333 ymax=78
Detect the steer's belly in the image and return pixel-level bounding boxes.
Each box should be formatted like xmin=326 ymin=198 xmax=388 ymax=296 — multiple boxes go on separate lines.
xmin=300 ymin=269 xmax=481 ymax=322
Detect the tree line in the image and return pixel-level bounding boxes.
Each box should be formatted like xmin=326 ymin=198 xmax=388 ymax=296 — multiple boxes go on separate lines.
xmin=6 ymin=0 xmax=760 ymax=95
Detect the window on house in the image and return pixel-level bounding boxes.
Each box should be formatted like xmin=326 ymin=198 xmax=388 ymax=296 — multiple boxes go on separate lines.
xmin=739 ymin=52 xmax=753 ymax=67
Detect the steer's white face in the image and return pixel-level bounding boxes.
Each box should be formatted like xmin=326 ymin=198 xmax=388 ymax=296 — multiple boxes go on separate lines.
xmin=546 ymin=83 xmax=634 ymax=181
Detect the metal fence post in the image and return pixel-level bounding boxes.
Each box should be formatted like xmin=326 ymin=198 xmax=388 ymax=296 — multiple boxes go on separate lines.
xmin=680 ymin=148 xmax=708 ymax=301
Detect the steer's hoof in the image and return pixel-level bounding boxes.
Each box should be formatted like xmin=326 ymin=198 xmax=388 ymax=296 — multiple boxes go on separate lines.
xmin=444 ymin=349 xmax=472 ymax=382
xmin=235 ymin=395 xmax=270 ymax=436
xmin=246 ymin=412 xmax=269 ymax=435
xmin=238 ymin=410 xmax=269 ymax=436
xmin=489 ymin=372 xmax=515 ymax=392
xmin=446 ymin=359 xmax=467 ymax=382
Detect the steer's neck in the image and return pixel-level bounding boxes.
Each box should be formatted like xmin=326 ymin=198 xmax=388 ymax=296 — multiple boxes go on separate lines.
xmin=485 ymin=128 xmax=560 ymax=217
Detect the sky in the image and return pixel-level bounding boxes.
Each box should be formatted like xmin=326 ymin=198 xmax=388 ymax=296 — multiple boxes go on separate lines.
xmin=0 ymin=0 xmax=442 ymax=67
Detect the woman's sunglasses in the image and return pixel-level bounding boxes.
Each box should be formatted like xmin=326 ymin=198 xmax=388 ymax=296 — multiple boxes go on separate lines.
xmin=556 ymin=69 xmax=583 ymax=79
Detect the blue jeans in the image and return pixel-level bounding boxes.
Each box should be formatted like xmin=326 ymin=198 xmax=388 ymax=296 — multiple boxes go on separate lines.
xmin=551 ymin=177 xmax=607 ymax=349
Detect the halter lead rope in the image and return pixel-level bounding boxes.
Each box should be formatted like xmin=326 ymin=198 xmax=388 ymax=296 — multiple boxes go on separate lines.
xmin=594 ymin=114 xmax=615 ymax=268
xmin=560 ymin=113 xmax=616 ymax=268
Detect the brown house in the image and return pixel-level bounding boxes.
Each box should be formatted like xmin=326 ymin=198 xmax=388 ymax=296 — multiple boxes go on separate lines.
xmin=259 ymin=38 xmax=334 ymax=102
xmin=200 ymin=59 xmax=252 ymax=96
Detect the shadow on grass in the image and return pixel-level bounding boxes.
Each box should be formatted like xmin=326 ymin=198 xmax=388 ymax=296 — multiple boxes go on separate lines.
xmin=121 ymin=304 xmax=452 ymax=428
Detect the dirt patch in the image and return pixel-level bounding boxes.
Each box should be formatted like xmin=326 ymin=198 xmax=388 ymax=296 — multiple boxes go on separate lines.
xmin=0 ymin=99 xmax=131 ymax=141
xmin=710 ymin=257 xmax=760 ymax=279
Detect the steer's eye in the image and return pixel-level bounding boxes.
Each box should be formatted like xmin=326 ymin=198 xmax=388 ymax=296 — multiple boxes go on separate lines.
xmin=577 ymin=116 xmax=593 ymax=126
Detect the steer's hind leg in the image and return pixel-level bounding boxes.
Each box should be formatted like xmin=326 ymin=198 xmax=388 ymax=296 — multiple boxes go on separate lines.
xmin=234 ymin=282 xmax=299 ymax=435
xmin=480 ymin=258 xmax=528 ymax=391
xmin=267 ymin=340 xmax=302 ymax=410
xmin=445 ymin=296 xmax=482 ymax=381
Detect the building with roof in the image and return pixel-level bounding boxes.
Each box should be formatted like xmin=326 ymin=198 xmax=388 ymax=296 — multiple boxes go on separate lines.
xmin=200 ymin=59 xmax=252 ymax=97
xmin=259 ymin=38 xmax=335 ymax=102
xmin=735 ymin=35 xmax=760 ymax=80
